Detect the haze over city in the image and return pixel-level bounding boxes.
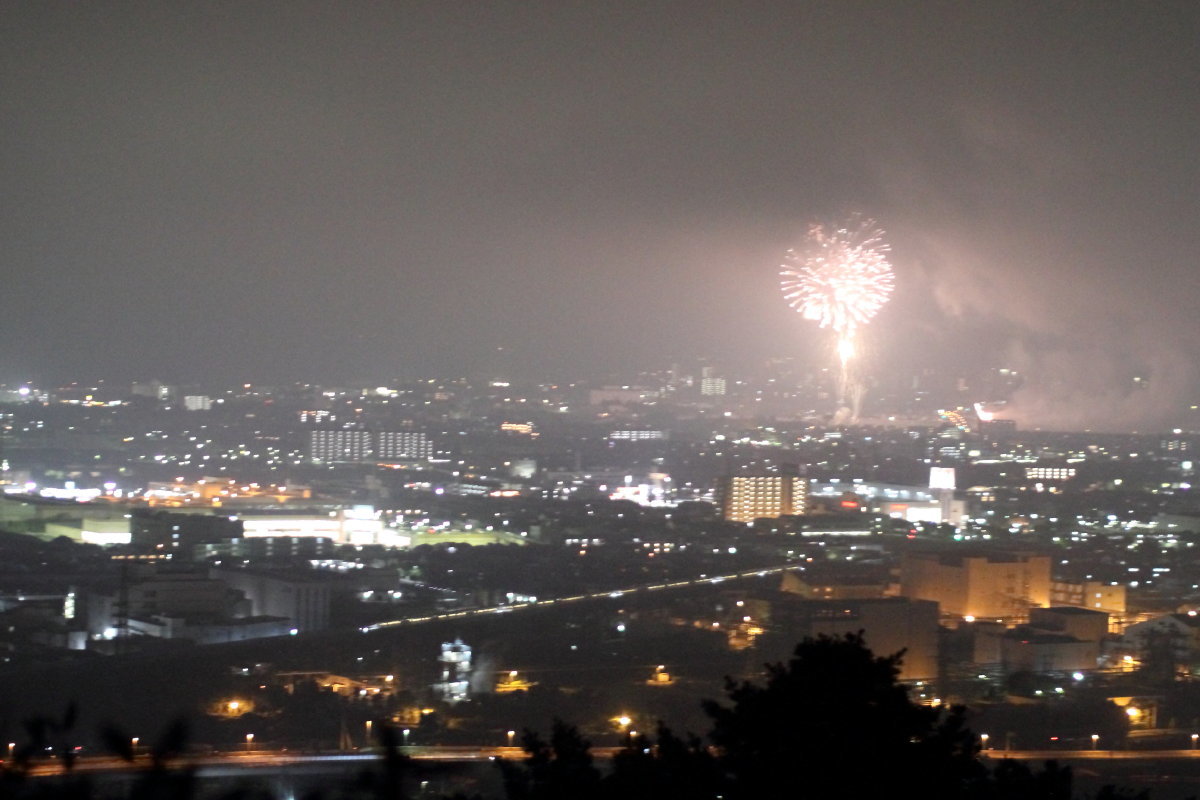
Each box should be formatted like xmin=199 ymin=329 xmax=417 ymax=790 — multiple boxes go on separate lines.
xmin=5 ymin=2 xmax=1200 ymax=430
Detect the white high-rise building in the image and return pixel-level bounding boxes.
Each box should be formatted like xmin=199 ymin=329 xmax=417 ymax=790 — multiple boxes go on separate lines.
xmin=309 ymin=430 xmax=373 ymax=463
xmin=309 ymin=430 xmax=432 ymax=463
xmin=183 ymin=395 xmax=212 ymax=411
xmin=376 ymin=431 xmax=433 ymax=460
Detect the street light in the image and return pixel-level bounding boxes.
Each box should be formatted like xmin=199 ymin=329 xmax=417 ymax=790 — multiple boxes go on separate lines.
xmin=1091 ymin=734 xmax=1099 ymax=750
xmin=980 ymin=733 xmax=989 ymax=751
xmin=6 ymin=743 xmax=13 ymax=760
xmin=1191 ymin=733 xmax=1198 ymax=750
xmin=507 ymin=730 xmax=516 ymax=747
xmin=131 ymin=737 xmax=139 ymax=756
xmin=245 ymin=733 xmax=254 ymax=752
xmin=402 ymin=728 xmax=410 ymax=746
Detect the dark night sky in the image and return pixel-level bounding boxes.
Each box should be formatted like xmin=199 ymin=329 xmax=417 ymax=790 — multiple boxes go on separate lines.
xmin=3 ymin=2 xmax=1200 ymax=429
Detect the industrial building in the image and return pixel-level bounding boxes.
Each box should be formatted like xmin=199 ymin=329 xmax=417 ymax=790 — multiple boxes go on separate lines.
xmin=900 ymin=548 xmax=1051 ymax=621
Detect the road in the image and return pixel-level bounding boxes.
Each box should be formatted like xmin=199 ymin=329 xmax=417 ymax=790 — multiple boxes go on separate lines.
xmin=23 ymin=745 xmax=1200 ymax=779
xmin=359 ymin=566 xmax=798 ymax=633
xmin=18 ymin=747 xmax=608 ymax=778
xmin=982 ymin=749 xmax=1200 ymax=761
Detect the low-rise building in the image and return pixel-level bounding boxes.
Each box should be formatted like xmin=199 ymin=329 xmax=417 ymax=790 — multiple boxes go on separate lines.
xmin=772 ymin=595 xmax=940 ymax=681
xmin=212 ymin=568 xmax=331 ymax=632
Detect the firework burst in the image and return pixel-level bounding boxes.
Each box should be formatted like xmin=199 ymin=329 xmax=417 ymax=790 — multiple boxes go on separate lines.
xmin=780 ymin=216 xmax=894 ymax=367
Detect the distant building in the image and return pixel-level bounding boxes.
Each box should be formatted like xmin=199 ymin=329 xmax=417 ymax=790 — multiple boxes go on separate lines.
xmin=698 ymin=366 xmax=726 ymax=396
xmin=131 ymin=509 xmax=242 ymax=554
xmin=309 ymin=429 xmax=431 ymax=463
xmin=780 ymin=568 xmax=892 ymax=600
xmin=719 ymin=468 xmax=808 ymax=523
xmin=1051 ymin=579 xmax=1127 ymax=618
xmin=772 ymin=596 xmax=940 ymax=681
xmin=213 ymin=568 xmax=331 ymax=632
xmin=131 ymin=380 xmax=171 ymax=401
xmin=1000 ymin=628 xmax=1100 ymax=674
xmin=183 ymin=395 xmax=213 ymax=411
xmin=126 ymin=615 xmax=292 ymax=644
xmin=900 ymin=549 xmax=1051 ymax=621
xmin=1123 ymin=613 xmax=1200 ymax=662
xmin=1024 ymin=466 xmax=1076 ymax=481
xmin=434 ymin=639 xmax=472 ymax=703
xmin=309 ymin=430 xmax=373 ymax=463
xmin=992 ymin=607 xmax=1110 ymax=672
xmin=43 ymin=517 xmax=131 ymax=546
xmin=608 ymin=429 xmax=668 ymax=441
xmin=195 ymin=536 xmax=335 ymax=562
xmin=375 ymin=431 xmax=433 ymax=460
xmin=86 ymin=567 xmax=248 ymax=640
xmin=587 ymin=387 xmax=656 ymax=406
xmin=1029 ymin=606 xmax=1110 ymax=644
xmin=231 ymin=508 xmax=401 ymax=546
xmin=876 ymin=498 xmax=968 ymax=526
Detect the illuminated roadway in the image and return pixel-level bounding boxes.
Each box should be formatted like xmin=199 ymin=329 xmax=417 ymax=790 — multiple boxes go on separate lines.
xmin=21 ymin=747 xmax=537 ymax=777
xmin=24 ymin=747 xmax=1200 ymax=779
xmin=358 ymin=566 xmax=801 ymax=633
xmin=981 ymin=749 xmax=1200 ymax=760
xmin=20 ymin=747 xmax=611 ymax=779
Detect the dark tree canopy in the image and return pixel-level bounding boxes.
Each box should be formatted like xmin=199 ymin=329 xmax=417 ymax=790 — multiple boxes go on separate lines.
xmin=503 ymin=632 xmax=1084 ymax=800
xmin=499 ymin=720 xmax=602 ymax=800
xmin=701 ymin=632 xmax=984 ymax=800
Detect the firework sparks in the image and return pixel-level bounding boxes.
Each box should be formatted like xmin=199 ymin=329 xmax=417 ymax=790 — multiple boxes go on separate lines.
xmin=780 ymin=216 xmax=895 ymax=368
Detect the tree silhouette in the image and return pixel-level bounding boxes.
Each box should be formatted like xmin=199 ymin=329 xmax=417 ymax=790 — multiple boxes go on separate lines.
xmin=986 ymin=758 xmax=1073 ymax=800
xmin=499 ymin=720 xmax=601 ymax=800
xmin=501 ymin=634 xmax=1094 ymax=800
xmin=701 ymin=632 xmax=984 ymax=800
xmin=604 ymin=722 xmax=723 ymax=800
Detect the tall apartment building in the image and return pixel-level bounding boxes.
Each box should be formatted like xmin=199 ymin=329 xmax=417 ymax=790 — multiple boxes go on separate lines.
xmin=308 ymin=430 xmax=432 ymax=463
xmin=309 ymin=430 xmax=373 ymax=463
xmin=376 ymin=431 xmax=433 ymax=460
xmin=699 ymin=365 xmax=726 ymax=396
xmin=720 ymin=469 xmax=808 ymax=523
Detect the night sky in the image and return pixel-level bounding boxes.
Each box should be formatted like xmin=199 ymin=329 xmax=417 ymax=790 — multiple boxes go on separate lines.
xmin=3 ymin=2 xmax=1199 ymax=429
